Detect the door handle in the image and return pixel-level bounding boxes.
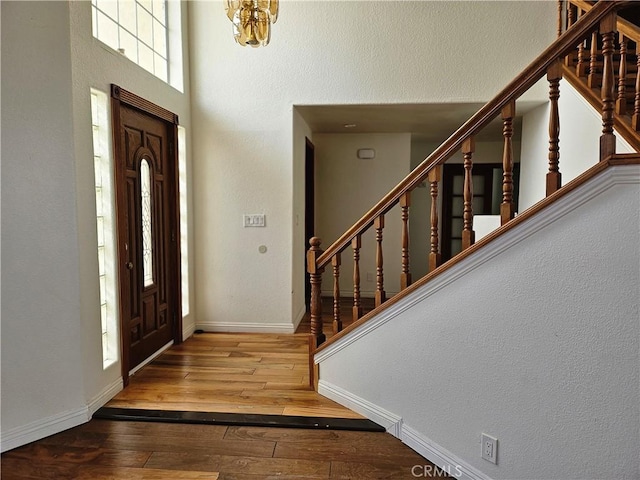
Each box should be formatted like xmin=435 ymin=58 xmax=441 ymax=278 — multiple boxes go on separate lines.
xmin=126 ymin=262 xmax=134 ymax=270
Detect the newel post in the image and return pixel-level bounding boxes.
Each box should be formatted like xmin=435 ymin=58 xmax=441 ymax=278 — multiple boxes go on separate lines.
xmin=307 ymin=237 xmax=325 ymax=348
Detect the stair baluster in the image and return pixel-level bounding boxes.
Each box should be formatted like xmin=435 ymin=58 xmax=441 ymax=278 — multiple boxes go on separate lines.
xmin=462 ymin=137 xmax=475 ymax=250
xmin=332 ymin=253 xmax=342 ymax=335
xmin=576 ymin=9 xmax=587 ymax=77
xmin=352 ymin=235 xmax=363 ymax=320
xmin=617 ymin=34 xmax=629 ymax=115
xmin=400 ymin=192 xmax=412 ymax=290
xmin=600 ymin=14 xmax=617 ymax=160
xmin=633 ymin=53 xmax=640 ymax=130
xmin=547 ymin=59 xmax=563 ymax=196
xmin=588 ymin=31 xmax=599 ymax=88
xmin=558 ymin=0 xmax=564 ymax=38
xmin=429 ymin=166 xmax=442 ymax=272
xmin=374 ymin=215 xmax=386 ymax=307
xmin=501 ymin=100 xmax=516 ymax=224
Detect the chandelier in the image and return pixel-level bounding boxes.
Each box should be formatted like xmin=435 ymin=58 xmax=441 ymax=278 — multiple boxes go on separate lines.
xmin=225 ymin=0 xmax=279 ymax=48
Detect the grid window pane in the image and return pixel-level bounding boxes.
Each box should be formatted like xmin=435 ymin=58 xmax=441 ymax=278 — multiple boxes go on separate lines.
xmin=138 ymin=43 xmax=154 ymax=73
xmin=138 ymin=0 xmax=153 ymax=13
xmin=119 ymin=27 xmax=139 ymax=62
xmin=153 ymin=19 xmax=166 ymax=56
xmin=118 ymin=0 xmax=137 ymax=34
xmin=152 ymin=0 xmax=166 ymax=25
xmin=154 ymin=54 xmax=168 ymax=82
xmin=96 ymin=11 xmax=119 ymax=49
xmin=92 ymin=0 xmax=171 ymax=85
xmin=137 ymin=3 xmax=153 ymax=46
xmin=97 ymin=0 xmax=118 ymax=21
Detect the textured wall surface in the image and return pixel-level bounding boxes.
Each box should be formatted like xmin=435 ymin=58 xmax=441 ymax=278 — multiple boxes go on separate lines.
xmin=189 ymin=0 xmax=557 ymax=330
xmin=319 ymin=169 xmax=640 ymax=479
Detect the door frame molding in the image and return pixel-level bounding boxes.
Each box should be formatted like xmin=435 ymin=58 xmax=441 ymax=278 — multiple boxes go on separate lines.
xmin=111 ymin=84 xmax=182 ymax=386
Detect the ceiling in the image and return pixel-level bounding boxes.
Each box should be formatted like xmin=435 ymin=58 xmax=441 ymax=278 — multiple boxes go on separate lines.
xmin=295 ymin=102 xmax=539 ymax=144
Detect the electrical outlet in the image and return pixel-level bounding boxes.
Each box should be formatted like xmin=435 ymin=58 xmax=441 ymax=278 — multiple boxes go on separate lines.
xmin=366 ymin=272 xmax=374 ymax=282
xmin=481 ymin=433 xmax=497 ymax=464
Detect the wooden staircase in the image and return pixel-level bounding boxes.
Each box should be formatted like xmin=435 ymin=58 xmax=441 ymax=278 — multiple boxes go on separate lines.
xmin=562 ymin=0 xmax=640 ymax=151
xmin=306 ymin=0 xmax=640 ymax=381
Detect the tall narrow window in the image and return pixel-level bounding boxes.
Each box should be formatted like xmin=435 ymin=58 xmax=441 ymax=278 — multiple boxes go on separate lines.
xmin=178 ymin=126 xmax=190 ymax=316
xmin=91 ymin=89 xmax=119 ymax=369
xmin=140 ymin=158 xmax=154 ymax=287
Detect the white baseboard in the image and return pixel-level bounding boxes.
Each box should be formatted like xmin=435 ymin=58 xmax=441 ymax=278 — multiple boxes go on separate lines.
xmin=317 ymin=380 xmax=402 ymax=437
xmin=317 ymin=379 xmax=492 ymax=480
xmin=402 ymin=424 xmax=493 ymax=480
xmin=196 ymin=321 xmax=295 ymax=334
xmin=182 ymin=320 xmax=196 ymax=341
xmin=87 ymin=377 xmax=123 ymax=417
xmin=1 ymin=407 xmax=88 ymax=453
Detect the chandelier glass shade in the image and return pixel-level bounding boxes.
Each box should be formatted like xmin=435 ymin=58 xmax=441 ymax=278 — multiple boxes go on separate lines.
xmin=225 ymin=0 xmax=279 ymax=48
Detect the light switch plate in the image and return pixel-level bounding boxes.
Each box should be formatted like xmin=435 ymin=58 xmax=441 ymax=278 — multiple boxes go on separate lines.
xmin=243 ymin=214 xmax=266 ymax=227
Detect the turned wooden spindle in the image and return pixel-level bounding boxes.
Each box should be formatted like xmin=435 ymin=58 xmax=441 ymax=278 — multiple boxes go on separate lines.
xmin=587 ymin=31 xmax=599 ymax=89
xmin=374 ymin=215 xmax=386 ymax=307
xmin=576 ymin=11 xmax=587 ymax=77
xmin=633 ymin=53 xmax=640 ymax=131
xmin=462 ymin=137 xmax=475 ymax=250
xmin=599 ymin=14 xmax=617 ymax=161
xmin=547 ymin=60 xmax=563 ymax=196
xmin=500 ymin=100 xmax=516 ymax=225
xmin=616 ymin=34 xmax=628 ymax=115
xmin=557 ymin=0 xmax=563 ymax=38
xmin=428 ymin=166 xmax=442 ymax=272
xmin=352 ymin=235 xmax=363 ymax=320
xmin=400 ymin=192 xmax=411 ymax=290
xmin=564 ymin=4 xmax=576 ymax=66
xmin=332 ymin=253 xmax=342 ymax=335
xmin=307 ymin=237 xmax=325 ymax=348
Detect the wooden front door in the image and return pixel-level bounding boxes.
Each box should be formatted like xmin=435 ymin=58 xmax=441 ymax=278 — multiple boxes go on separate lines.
xmin=112 ymin=85 xmax=181 ymax=381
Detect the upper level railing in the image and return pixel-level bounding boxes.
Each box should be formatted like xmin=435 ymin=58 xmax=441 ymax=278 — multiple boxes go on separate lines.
xmin=307 ymin=0 xmax=638 ymax=350
xmin=561 ymin=0 xmax=640 ymax=139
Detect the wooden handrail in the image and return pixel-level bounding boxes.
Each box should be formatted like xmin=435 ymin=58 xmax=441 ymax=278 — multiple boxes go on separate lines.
xmin=568 ymin=0 xmax=640 ymax=42
xmin=316 ymin=0 xmax=630 ymax=269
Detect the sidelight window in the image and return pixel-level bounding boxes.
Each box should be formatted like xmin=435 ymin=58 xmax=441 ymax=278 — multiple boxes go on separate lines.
xmin=91 ymin=89 xmax=119 ymax=369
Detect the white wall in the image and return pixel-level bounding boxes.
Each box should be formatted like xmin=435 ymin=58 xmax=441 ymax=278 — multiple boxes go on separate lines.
xmin=315 ymin=133 xmax=411 ymax=297
xmin=318 ymin=166 xmax=640 ymax=480
xmin=68 ymin=0 xmax=194 ymax=406
xmin=520 ymin=79 xmax=634 ymax=211
xmin=189 ymin=0 xmax=557 ymax=331
xmin=1 ymin=0 xmax=87 ymax=438
xmin=1 ymin=0 xmax=194 ymax=449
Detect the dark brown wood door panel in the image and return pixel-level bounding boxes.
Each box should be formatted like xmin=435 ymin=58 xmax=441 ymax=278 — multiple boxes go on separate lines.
xmin=112 ymin=86 xmax=181 ymax=381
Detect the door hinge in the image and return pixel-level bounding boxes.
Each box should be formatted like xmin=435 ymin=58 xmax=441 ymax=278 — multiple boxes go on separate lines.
xmin=171 ymin=230 xmax=176 ymax=242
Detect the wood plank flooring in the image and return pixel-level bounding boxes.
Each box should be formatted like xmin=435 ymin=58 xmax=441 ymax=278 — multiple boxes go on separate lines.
xmin=1 ymin=419 xmax=449 ymax=479
xmin=106 ymin=332 xmax=361 ymax=419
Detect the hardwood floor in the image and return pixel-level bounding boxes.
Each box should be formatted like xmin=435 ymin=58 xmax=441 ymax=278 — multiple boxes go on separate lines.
xmin=2 ymin=327 xmax=449 ymax=478
xmin=106 ymin=332 xmax=361 ymax=418
xmin=1 ymin=419 xmax=449 ymax=479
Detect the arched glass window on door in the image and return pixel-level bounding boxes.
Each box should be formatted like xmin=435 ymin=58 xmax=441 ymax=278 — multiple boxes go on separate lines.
xmin=140 ymin=158 xmax=154 ymax=287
